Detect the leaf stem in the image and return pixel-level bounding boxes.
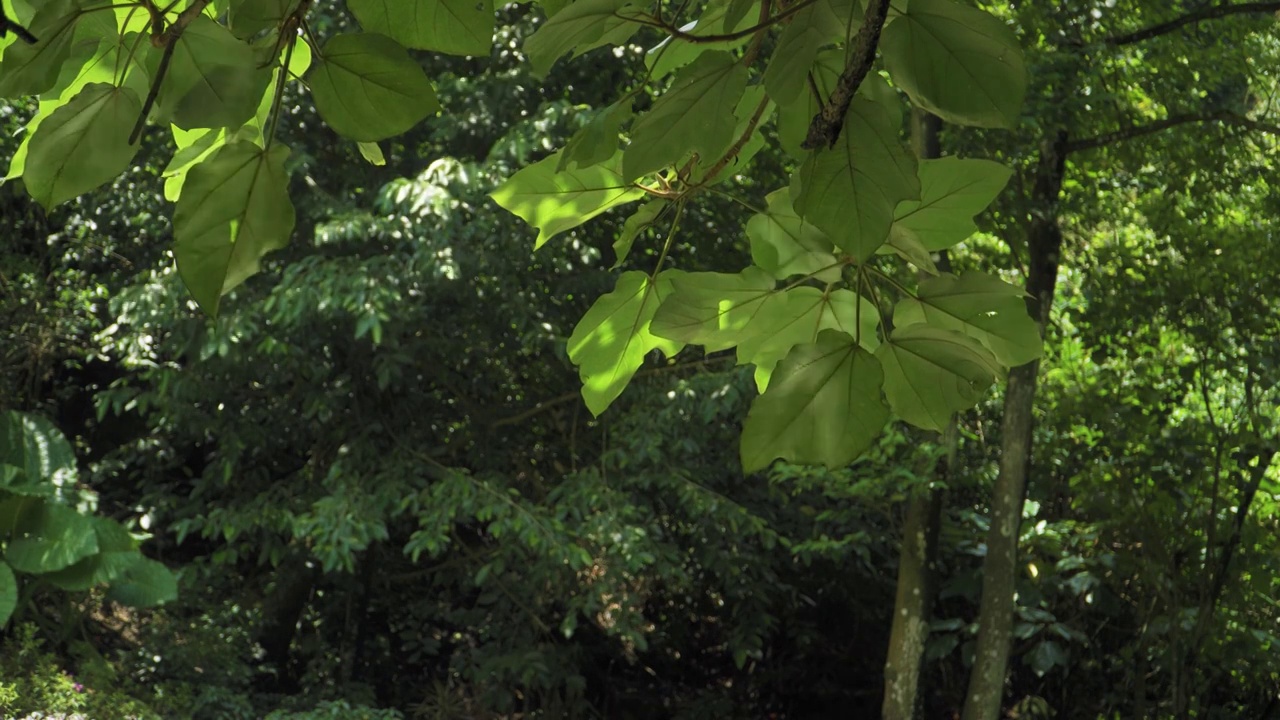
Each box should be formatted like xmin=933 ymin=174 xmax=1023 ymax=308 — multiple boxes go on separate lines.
xmin=650 ymin=200 xmax=685 ymax=278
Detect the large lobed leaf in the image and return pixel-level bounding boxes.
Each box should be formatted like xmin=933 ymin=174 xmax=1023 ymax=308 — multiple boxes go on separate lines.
xmin=173 ymin=141 xmax=296 ymax=317
xmin=568 ymin=271 xmax=685 ymax=415
xmin=308 ymin=32 xmax=441 ymax=142
xmin=490 ymin=150 xmax=644 ymax=248
xmin=741 ymin=329 xmax=889 ymax=472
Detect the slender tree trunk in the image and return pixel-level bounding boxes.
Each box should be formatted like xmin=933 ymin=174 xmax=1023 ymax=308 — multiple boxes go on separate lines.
xmin=961 ymin=131 xmax=1069 ymax=720
xmin=882 ymin=111 xmax=948 ymax=720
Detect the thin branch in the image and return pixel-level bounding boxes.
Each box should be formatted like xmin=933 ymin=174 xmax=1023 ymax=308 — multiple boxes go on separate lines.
xmin=1065 ymin=111 xmax=1280 ymax=153
xmin=1098 ymin=2 xmax=1280 ymax=46
xmin=801 ymin=0 xmax=891 ymax=149
xmin=128 ymin=0 xmax=212 ymax=144
xmin=622 ymin=0 xmax=817 ymax=45
xmin=698 ymin=93 xmax=770 ymax=185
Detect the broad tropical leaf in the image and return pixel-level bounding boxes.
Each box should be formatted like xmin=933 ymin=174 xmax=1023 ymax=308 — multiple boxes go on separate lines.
xmin=747 ymin=189 xmax=841 ymax=282
xmin=623 ymin=51 xmax=749 ymax=179
xmin=0 ymin=412 xmax=75 ymax=498
xmin=173 ymin=141 xmax=296 ymax=317
xmin=227 ymin=0 xmax=299 ymax=39
xmin=568 ymin=271 xmax=684 ymax=415
xmin=348 ymin=0 xmax=494 ymax=56
xmin=106 ymin=557 xmax=178 ymax=607
xmin=308 ymin=32 xmax=441 ymax=141
xmin=875 ymin=324 xmax=1001 ymax=431
xmin=0 ymin=562 xmax=14 ymax=626
xmin=894 ymin=271 xmax=1042 ymax=366
xmin=612 ymin=199 xmax=666 ymax=268
xmin=558 ymin=99 xmax=632 ymax=171
xmin=490 ymin=150 xmax=644 ymax=248
xmin=154 ymin=16 xmax=267 ymax=130
xmin=650 ymin=267 xmax=777 ymax=351
xmin=762 ymin=0 xmax=855 ymax=106
xmin=524 ymin=0 xmax=643 ymax=77
xmin=44 ymin=517 xmax=141 ymax=591
xmin=892 ymin=157 xmax=1013 ymax=251
xmin=4 ymin=498 xmax=99 ymax=574
xmin=793 ymin=96 xmax=918 ymax=260
xmin=741 ymin=330 xmax=888 ymax=472
xmin=881 ymin=0 xmax=1026 ymax=128
xmin=22 ymin=83 xmax=140 ymax=208
xmin=736 ymin=287 xmax=878 ymax=390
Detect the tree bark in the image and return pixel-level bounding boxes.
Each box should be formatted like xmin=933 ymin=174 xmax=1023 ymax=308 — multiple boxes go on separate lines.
xmin=882 ymin=110 xmax=948 ymax=720
xmin=961 ymin=131 xmax=1069 ymax=720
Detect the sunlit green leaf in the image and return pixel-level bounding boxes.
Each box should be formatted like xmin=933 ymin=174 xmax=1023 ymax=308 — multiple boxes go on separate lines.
xmin=23 ymin=82 xmax=140 ymax=208
xmin=154 ymin=16 xmax=267 ymax=130
xmin=894 ymin=271 xmax=1041 ymax=366
xmin=558 ymin=99 xmax=632 ymax=171
xmin=892 ymin=157 xmax=1013 ymax=251
xmin=875 ymin=324 xmax=1001 ymax=431
xmin=349 ymin=0 xmax=494 ymax=56
xmin=4 ymin=498 xmax=99 ymax=574
xmin=490 ymin=149 xmax=644 ymax=248
xmin=881 ymin=0 xmax=1026 ymax=128
xmin=794 ymin=96 xmax=918 ymax=259
xmin=173 ymin=141 xmax=296 ymax=317
xmin=568 ymin=270 xmax=684 ymax=415
xmin=741 ymin=329 xmax=888 ymax=472
xmin=747 ymin=189 xmax=841 ymax=282
xmin=646 ymin=0 xmax=756 ymax=79
xmin=737 ymin=287 xmax=878 ymax=390
xmin=44 ymin=517 xmax=141 ymax=591
xmin=623 ymin=50 xmax=749 ymax=179
xmin=524 ymin=0 xmax=642 ymax=77
xmin=612 ymin=199 xmax=665 ymax=268
xmin=308 ymin=32 xmax=440 ymax=141
xmin=650 ymin=266 xmax=777 ymax=351
xmin=357 ymin=140 xmax=385 ymax=165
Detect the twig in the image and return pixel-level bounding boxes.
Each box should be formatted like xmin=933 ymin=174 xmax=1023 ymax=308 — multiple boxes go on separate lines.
xmin=801 ymin=0 xmax=891 ymax=149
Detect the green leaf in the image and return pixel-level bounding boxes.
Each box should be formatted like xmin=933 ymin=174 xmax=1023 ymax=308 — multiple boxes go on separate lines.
xmin=740 ymin=329 xmax=888 ymax=472
xmin=44 ymin=517 xmax=141 ymax=591
xmin=747 ymin=189 xmax=841 ymax=282
xmin=558 ymin=100 xmax=632 ymax=171
xmin=645 ymin=0 xmax=756 ymax=79
xmin=524 ymin=0 xmax=642 ymax=77
xmin=894 ymin=271 xmax=1042 ymax=366
xmin=875 ymin=324 xmax=1000 ymax=431
xmin=0 ymin=562 xmax=15 ymax=626
xmin=0 ymin=412 xmax=76 ymax=493
xmin=0 ymin=0 xmax=88 ymax=96
xmin=881 ymin=0 xmax=1026 ymax=128
xmin=357 ymin=141 xmax=386 ymax=165
xmin=892 ymin=157 xmax=1013 ymax=251
xmin=227 ymin=0 xmax=299 ymax=39
xmin=107 ymin=557 xmax=177 ymax=607
xmin=308 ymin=32 xmax=441 ymax=142
xmin=793 ymin=96 xmax=918 ymax=260
xmin=650 ymin=266 xmax=777 ymax=351
xmin=22 ymin=83 xmax=141 ymax=209
xmin=762 ymin=0 xmax=855 ymax=106
xmin=154 ymin=16 xmax=267 ymax=130
xmin=611 ymin=199 xmax=665 ymax=268
xmin=349 ymin=0 xmax=494 ymax=55
xmin=162 ymin=127 xmax=226 ymax=201
xmin=881 ymin=225 xmax=937 ymax=274
xmin=490 ymin=150 xmax=644 ymax=248
xmin=4 ymin=498 xmax=99 ymax=574
xmin=568 ymin=270 xmax=684 ymax=415
xmin=623 ymin=50 xmax=749 ymax=179
xmin=1026 ymin=640 xmax=1069 ymax=677
xmin=173 ymin=141 xmax=296 ymax=317
xmin=736 ymin=287 xmax=878 ymax=391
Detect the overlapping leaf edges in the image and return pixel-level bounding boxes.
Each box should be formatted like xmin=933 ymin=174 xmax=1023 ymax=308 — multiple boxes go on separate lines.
xmin=0 ymin=412 xmax=176 ymax=626
xmin=0 ymin=0 xmax=455 ymax=315
xmin=490 ymin=0 xmax=1032 ymax=471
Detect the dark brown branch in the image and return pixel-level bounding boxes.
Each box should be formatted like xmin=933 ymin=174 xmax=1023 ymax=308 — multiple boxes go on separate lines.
xmin=622 ymin=0 xmax=817 ymax=45
xmin=1100 ymin=2 xmax=1280 ymax=46
xmin=1065 ymin=111 xmax=1280 ymax=153
xmin=128 ymin=0 xmax=213 ymax=144
xmin=0 ymin=11 xmax=37 ymax=44
xmin=801 ymin=0 xmax=891 ymax=149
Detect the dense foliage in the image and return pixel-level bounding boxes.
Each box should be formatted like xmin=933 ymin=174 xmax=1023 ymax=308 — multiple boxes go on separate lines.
xmin=0 ymin=0 xmax=1278 ymax=719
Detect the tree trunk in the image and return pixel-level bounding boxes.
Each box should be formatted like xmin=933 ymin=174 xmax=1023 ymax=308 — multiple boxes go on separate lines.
xmin=882 ymin=110 xmax=948 ymax=720
xmin=961 ymin=131 xmax=1069 ymax=720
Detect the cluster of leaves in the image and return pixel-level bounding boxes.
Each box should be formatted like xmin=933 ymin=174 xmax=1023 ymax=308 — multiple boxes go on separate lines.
xmin=0 ymin=411 xmax=176 ymax=627
xmin=492 ymin=0 xmax=1041 ymax=469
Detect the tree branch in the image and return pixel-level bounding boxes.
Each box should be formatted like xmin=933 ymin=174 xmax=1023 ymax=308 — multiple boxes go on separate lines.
xmin=1065 ymin=111 xmax=1280 ymax=153
xmin=1098 ymin=2 xmax=1280 ymax=46
xmin=801 ymin=0 xmax=891 ymax=149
